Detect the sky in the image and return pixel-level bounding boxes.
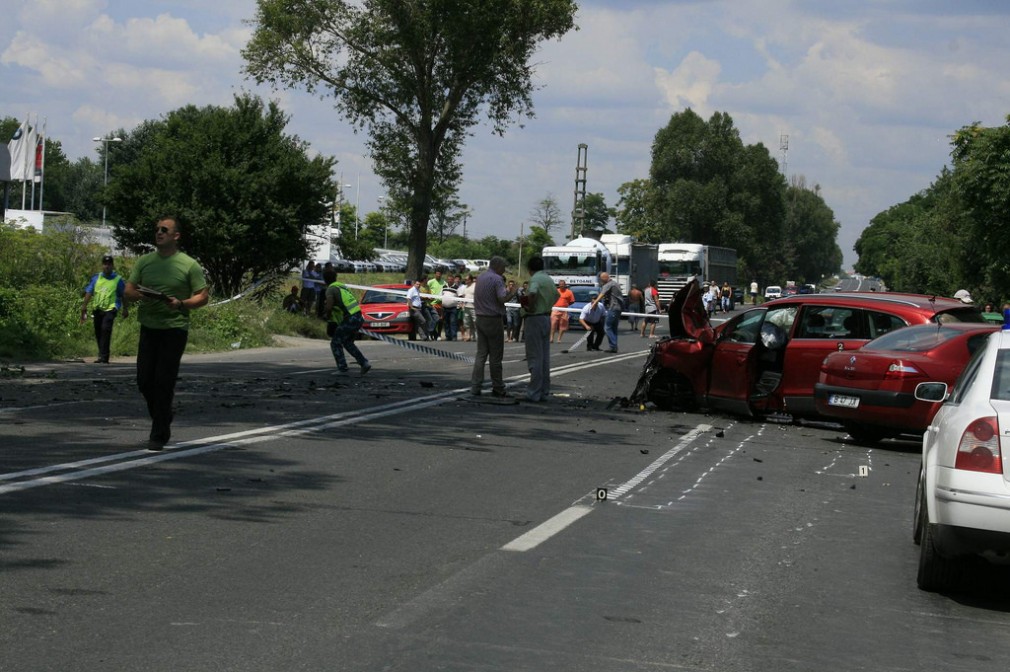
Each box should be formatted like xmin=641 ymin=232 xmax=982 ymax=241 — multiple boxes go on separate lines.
xmin=3 ymin=0 xmax=1010 ymax=269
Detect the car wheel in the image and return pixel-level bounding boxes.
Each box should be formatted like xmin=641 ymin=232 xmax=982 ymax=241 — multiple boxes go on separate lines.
xmin=916 ymin=501 xmax=960 ymax=592
xmin=647 ymin=369 xmax=696 ymax=411
xmin=844 ymin=423 xmax=887 ymax=445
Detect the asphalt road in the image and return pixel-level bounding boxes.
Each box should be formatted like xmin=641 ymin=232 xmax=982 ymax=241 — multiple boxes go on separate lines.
xmin=3 ymin=319 xmax=1010 ymax=671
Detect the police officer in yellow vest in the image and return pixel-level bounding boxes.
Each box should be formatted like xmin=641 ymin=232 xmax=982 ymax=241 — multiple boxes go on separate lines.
xmin=80 ymin=254 xmax=128 ymax=363
xmin=322 ymin=267 xmax=372 ymax=374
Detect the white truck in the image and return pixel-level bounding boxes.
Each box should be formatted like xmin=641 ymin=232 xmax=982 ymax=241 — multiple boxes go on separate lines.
xmin=541 ymin=235 xmax=613 ymax=288
xmin=656 ymin=243 xmax=738 ymax=306
xmin=599 ymin=234 xmax=659 ymax=297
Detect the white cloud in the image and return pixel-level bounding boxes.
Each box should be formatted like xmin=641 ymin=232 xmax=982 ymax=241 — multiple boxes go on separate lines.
xmin=654 ymin=52 xmax=723 ymax=116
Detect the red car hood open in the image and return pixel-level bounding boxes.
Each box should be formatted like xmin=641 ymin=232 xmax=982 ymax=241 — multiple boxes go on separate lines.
xmin=669 ymin=281 xmax=715 ymax=344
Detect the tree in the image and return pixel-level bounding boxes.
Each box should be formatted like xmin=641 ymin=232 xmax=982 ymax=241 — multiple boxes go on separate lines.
xmin=783 ymin=181 xmax=842 ymax=284
xmin=243 ymin=0 xmax=578 ymax=282
xmin=951 ymin=117 xmax=1010 ymax=295
xmin=649 ymin=108 xmax=790 ymax=286
xmin=525 ymin=224 xmax=553 ymax=252
xmin=581 ymin=192 xmax=612 ymax=234
xmin=105 ymin=94 xmax=336 ymax=296
xmin=615 ymin=178 xmax=661 ymax=242
xmin=529 ymin=194 xmax=563 ymax=239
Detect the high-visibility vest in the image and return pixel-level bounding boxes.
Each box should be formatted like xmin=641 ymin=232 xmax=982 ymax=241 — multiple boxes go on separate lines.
xmin=93 ymin=273 xmax=121 ymax=312
xmin=328 ymin=282 xmax=361 ymax=324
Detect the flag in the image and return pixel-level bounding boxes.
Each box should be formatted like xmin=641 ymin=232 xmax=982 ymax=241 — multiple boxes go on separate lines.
xmin=7 ymin=117 xmax=35 ymax=182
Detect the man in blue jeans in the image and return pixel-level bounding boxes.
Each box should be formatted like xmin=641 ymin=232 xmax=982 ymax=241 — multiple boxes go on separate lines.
xmin=591 ymin=271 xmax=624 ymax=353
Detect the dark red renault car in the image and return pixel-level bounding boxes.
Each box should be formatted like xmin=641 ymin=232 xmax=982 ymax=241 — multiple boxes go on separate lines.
xmin=631 ymin=282 xmax=986 ymax=419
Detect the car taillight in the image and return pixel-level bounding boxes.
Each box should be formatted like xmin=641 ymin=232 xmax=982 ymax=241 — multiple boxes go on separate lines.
xmin=884 ymin=360 xmax=924 ymax=380
xmin=954 ymin=417 xmax=1003 ymax=474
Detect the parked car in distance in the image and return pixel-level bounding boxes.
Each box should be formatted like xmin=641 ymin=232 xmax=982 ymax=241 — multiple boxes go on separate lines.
xmin=358 ymin=283 xmax=412 ymax=335
xmin=815 ymin=323 xmax=998 ymax=443
xmin=764 ymin=285 xmax=783 ymax=300
xmin=631 ymin=283 xmax=988 ymax=418
xmin=914 ymin=328 xmax=1010 ymax=591
xmin=565 ymin=285 xmax=599 ymax=328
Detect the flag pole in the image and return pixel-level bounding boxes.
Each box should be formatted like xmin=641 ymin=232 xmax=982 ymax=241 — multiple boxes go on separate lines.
xmin=37 ymin=116 xmax=46 ymax=211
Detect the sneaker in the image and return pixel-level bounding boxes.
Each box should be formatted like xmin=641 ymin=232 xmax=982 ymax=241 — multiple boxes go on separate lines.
xmin=146 ymin=439 xmax=166 ymax=452
xmin=338 ymin=367 xmax=349 ymax=373
xmin=607 ymin=348 xmax=618 ymax=353
xmin=491 ymin=389 xmax=510 ymax=398
xmin=470 ymin=389 xmax=482 ymax=396
xmin=360 ymin=362 xmax=372 ymax=375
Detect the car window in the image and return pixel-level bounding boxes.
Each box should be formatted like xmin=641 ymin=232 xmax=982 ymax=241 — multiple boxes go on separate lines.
xmin=990 ymin=349 xmax=1010 ymax=401
xmin=948 ymin=343 xmax=988 ymax=404
xmin=796 ymin=306 xmax=838 ymax=338
xmin=863 ymin=324 xmax=963 ymax=351
xmin=765 ymin=306 xmax=798 ymax=336
xmin=867 ymin=311 xmax=906 ymax=338
xmin=361 ymin=290 xmax=405 ymax=304
xmin=725 ymin=309 xmax=766 ymax=344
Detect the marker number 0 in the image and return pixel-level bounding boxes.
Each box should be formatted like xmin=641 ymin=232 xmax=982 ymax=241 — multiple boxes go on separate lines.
xmin=596 ymin=488 xmax=608 ymax=501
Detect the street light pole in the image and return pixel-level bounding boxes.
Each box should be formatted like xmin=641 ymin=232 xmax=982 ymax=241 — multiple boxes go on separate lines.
xmin=92 ymin=135 xmax=122 ymax=227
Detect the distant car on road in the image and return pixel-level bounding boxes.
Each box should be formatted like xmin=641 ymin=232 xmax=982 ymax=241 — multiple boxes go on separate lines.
xmin=815 ymin=323 xmax=998 ymax=443
xmin=358 ymin=284 xmax=412 ymax=335
xmin=914 ymin=328 xmax=1010 ymax=591
xmin=764 ymin=285 xmax=783 ymax=300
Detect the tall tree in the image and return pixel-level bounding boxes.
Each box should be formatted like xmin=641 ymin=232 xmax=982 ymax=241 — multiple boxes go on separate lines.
xmin=614 ymin=178 xmax=661 ymax=242
xmin=243 ymin=0 xmax=578 ymax=282
xmin=581 ymin=192 xmax=611 ymax=234
xmin=951 ymin=117 xmax=1010 ymax=295
xmin=529 ymin=194 xmax=563 ymax=239
xmin=105 ymin=94 xmax=336 ymax=296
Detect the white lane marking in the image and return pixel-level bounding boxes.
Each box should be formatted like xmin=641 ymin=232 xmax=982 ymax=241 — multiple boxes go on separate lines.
xmin=608 ymin=424 xmax=712 ymax=500
xmin=501 ymin=505 xmax=594 ymax=552
xmin=0 ymin=352 xmax=649 ymax=494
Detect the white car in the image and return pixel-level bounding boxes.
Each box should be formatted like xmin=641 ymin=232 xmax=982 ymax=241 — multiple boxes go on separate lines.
xmin=763 ymin=285 xmax=782 ymax=300
xmin=914 ymin=329 xmax=1010 ymax=591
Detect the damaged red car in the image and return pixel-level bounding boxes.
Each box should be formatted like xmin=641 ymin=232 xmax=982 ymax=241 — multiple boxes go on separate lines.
xmin=631 ymin=282 xmax=986 ymax=419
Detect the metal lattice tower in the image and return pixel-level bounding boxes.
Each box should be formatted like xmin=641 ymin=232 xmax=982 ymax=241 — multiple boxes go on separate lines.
xmin=779 ymin=134 xmax=789 ymax=176
xmin=570 ymin=143 xmax=588 ymax=240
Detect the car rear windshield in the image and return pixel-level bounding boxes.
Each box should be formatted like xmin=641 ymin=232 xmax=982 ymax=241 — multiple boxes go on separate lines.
xmin=361 ymin=290 xmax=405 ymax=304
xmin=934 ymin=308 xmax=987 ymax=323
xmin=864 ymin=325 xmax=980 ymax=352
xmin=991 ymin=350 xmax=1010 ymax=401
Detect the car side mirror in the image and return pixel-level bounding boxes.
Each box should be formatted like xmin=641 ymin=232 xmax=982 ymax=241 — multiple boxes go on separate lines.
xmin=914 ymin=382 xmax=949 ymax=403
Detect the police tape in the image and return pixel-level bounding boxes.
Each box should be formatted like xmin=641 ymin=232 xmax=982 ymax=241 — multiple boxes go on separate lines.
xmin=359 ymin=328 xmax=476 ymax=365
xmin=561 ymin=330 xmax=591 ymax=353
xmin=338 ymin=281 xmax=659 ymax=319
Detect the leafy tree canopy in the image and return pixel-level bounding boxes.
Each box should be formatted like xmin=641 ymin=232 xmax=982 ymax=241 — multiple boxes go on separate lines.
xmin=243 ymin=0 xmax=578 ymax=282
xmin=104 ymin=93 xmax=336 ymax=296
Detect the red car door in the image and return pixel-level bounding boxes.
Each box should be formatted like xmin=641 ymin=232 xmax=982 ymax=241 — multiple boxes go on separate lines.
xmin=779 ymin=306 xmax=868 ymax=416
xmin=707 ymin=308 xmax=767 ymax=416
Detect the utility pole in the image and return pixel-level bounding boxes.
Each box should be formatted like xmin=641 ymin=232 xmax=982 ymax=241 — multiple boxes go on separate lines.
xmin=779 ymin=134 xmax=789 ymax=177
xmin=570 ymin=143 xmax=588 ymax=240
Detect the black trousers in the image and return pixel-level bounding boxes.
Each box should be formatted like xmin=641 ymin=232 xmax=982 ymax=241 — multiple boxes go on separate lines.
xmin=586 ymin=320 xmax=605 ymax=350
xmin=137 ymin=326 xmax=188 ymax=443
xmin=92 ymin=308 xmax=117 ymax=361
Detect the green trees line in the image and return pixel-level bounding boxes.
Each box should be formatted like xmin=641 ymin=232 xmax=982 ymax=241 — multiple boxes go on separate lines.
xmin=855 ymin=116 xmax=1010 ymax=305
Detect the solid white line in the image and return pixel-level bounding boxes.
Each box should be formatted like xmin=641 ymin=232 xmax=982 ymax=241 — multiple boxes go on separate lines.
xmin=501 ymin=505 xmax=594 ymax=552
xmin=608 ymin=423 xmax=712 ymax=500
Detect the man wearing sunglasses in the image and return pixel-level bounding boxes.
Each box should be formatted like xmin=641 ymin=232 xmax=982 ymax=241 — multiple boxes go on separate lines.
xmin=125 ymin=216 xmax=209 ymax=450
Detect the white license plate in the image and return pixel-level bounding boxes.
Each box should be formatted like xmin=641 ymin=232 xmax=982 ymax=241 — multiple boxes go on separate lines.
xmin=369 ymin=321 xmax=390 ymax=328
xmin=828 ymin=394 xmax=860 ymax=408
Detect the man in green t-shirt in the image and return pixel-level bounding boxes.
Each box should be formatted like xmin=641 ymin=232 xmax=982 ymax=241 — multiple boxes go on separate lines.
xmin=125 ymin=216 xmax=209 ymax=450
xmin=523 ymin=255 xmax=560 ymax=402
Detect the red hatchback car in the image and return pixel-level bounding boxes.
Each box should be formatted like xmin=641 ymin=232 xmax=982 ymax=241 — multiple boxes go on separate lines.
xmin=814 ymin=323 xmax=998 ymax=443
xmin=631 ymin=282 xmax=986 ymax=418
xmin=359 ymin=283 xmax=412 ymax=335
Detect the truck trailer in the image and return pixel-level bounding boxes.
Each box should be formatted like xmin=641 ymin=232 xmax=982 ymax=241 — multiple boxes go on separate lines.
xmin=656 ymin=243 xmax=738 ymax=306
